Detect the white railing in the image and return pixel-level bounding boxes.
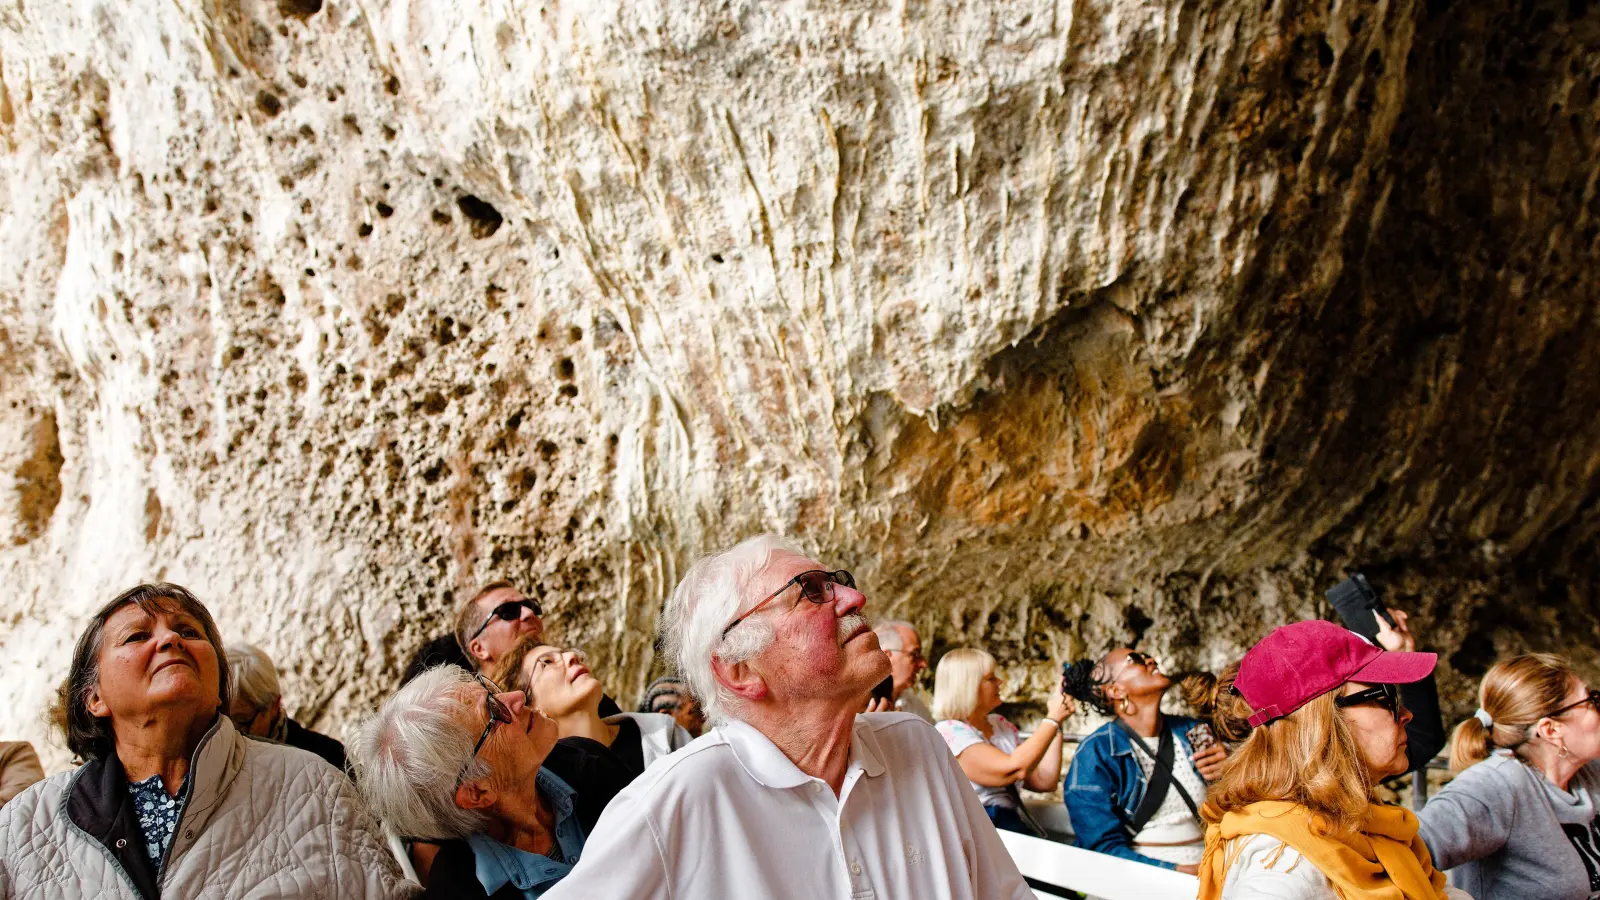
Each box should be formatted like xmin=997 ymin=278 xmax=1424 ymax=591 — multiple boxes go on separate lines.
xmin=998 ymin=831 xmax=1199 ymax=900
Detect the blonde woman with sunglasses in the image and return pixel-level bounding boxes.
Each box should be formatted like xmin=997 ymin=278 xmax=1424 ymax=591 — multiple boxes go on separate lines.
xmin=1418 ymin=653 xmax=1600 ymax=899
xmin=495 ymin=638 xmax=692 ymax=777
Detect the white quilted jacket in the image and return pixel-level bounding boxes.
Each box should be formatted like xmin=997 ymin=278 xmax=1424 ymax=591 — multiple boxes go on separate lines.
xmin=0 ymin=717 xmax=419 ymax=899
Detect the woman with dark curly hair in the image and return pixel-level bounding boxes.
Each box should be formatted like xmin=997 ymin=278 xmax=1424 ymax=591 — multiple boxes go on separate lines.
xmin=1062 ymin=648 xmax=1229 ymax=873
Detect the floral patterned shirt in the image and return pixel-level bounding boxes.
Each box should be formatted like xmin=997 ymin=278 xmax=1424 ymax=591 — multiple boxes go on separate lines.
xmin=127 ymin=773 xmax=188 ymax=863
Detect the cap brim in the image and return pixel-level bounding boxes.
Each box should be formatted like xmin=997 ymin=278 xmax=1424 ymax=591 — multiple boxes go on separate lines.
xmin=1351 ymin=649 xmax=1437 ymax=685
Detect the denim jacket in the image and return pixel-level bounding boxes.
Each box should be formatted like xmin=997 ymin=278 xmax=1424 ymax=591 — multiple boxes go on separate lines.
xmin=1063 ymin=715 xmax=1200 ymax=871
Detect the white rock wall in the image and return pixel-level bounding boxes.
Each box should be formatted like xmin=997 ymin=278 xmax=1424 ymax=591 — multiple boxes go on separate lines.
xmin=4 ymin=0 xmax=1597 ymax=770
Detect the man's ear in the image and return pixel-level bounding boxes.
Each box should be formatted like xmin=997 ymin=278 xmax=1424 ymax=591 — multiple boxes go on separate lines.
xmin=468 ymin=637 xmax=490 ymax=663
xmin=455 ymin=778 xmax=497 ymax=812
xmin=710 ymin=656 xmax=768 ymax=704
xmin=85 ymin=685 xmax=111 ymax=719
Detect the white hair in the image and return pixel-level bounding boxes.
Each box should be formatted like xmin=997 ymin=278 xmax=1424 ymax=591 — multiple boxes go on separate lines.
xmin=225 ymin=643 xmax=282 ymax=712
xmin=873 ymin=621 xmax=917 ymax=652
xmin=661 ymin=534 xmax=806 ymax=725
xmin=349 ymin=665 xmax=491 ymax=840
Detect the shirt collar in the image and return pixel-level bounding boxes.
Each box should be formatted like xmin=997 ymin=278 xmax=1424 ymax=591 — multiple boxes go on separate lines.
xmin=718 ymin=716 xmax=887 ymax=790
xmin=534 ymin=769 xmax=576 ymax=819
xmin=467 ymin=770 xmax=585 ymax=896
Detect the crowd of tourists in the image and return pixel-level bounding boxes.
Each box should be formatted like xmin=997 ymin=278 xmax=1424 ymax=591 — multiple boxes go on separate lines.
xmin=0 ymin=535 xmax=1597 ymax=900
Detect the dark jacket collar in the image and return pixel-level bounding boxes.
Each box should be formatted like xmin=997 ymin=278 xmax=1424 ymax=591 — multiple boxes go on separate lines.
xmin=65 ymin=753 xmax=162 ymax=900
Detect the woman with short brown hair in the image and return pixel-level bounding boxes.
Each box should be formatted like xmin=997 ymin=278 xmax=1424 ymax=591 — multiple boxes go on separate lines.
xmin=1198 ymin=620 xmax=1468 ymax=899
xmin=0 ymin=583 xmax=413 ymax=900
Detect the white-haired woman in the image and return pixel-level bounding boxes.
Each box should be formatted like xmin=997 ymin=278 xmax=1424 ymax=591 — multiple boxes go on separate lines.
xmin=492 ymin=639 xmax=692 ymax=777
xmin=352 ymin=666 xmax=634 ymax=898
xmin=225 ymin=642 xmax=350 ymax=776
xmin=0 ymin=583 xmax=412 ymax=899
xmin=933 ymin=647 xmax=1072 ymax=836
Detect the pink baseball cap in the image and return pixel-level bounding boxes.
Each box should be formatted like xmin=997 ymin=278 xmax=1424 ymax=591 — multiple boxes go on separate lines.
xmin=1235 ymin=620 xmax=1437 ymax=728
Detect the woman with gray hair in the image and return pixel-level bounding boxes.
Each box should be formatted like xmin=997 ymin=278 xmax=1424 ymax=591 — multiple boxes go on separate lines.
xmin=0 ymin=583 xmax=413 ymax=899
xmin=225 ymin=642 xmax=350 ymax=776
xmin=351 ymin=666 xmax=633 ymax=897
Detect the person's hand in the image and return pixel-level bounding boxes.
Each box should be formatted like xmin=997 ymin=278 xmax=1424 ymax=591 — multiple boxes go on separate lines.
xmin=1046 ymin=681 xmax=1074 ymax=723
xmin=1375 ymin=609 xmax=1416 ymax=652
xmin=1176 ymin=863 xmax=1200 ymax=876
xmin=862 ymin=696 xmax=893 ymax=713
xmin=1192 ymin=743 xmax=1228 ymax=782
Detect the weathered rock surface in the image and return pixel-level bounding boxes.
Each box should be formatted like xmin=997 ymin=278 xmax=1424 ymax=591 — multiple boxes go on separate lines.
xmin=2 ymin=0 xmax=1598 ymax=767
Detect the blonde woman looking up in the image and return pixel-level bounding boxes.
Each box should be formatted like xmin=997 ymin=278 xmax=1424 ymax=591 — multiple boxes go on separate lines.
xmin=1416 ymin=653 xmax=1600 ymax=900
xmin=1199 ymin=620 xmax=1469 ymax=900
xmin=932 ymin=648 xmax=1072 ymax=836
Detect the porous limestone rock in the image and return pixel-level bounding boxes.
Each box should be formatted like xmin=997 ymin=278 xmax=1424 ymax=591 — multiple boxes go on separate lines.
xmin=2 ymin=0 xmax=1598 ymax=768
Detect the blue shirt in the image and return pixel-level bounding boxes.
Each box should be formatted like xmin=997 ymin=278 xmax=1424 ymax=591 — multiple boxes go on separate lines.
xmin=467 ymin=770 xmax=588 ymax=897
xmin=127 ymin=772 xmax=189 ymax=864
xmin=1063 ymin=715 xmax=1201 ymax=871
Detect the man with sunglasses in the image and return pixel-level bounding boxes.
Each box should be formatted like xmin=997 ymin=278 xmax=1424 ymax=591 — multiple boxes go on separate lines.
xmin=450 ymin=580 xmax=625 ymax=719
xmin=454 ymin=581 xmax=546 ymax=673
xmin=543 ymin=535 xmax=1032 ymax=900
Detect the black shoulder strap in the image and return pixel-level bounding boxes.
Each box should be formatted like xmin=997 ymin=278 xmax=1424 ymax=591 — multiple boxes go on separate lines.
xmin=1116 ymin=720 xmax=1201 ymax=833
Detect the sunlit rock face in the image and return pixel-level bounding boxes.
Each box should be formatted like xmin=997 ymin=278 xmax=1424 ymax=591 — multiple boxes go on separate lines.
xmin=2 ymin=0 xmax=1597 ymax=765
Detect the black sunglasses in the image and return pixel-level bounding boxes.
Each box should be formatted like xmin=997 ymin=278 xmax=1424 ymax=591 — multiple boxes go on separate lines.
xmin=1546 ymin=687 xmax=1600 ymax=719
xmin=469 ymin=598 xmax=543 ymax=641
xmin=1335 ymin=683 xmax=1405 ymax=722
xmin=720 ymin=569 xmax=855 ymax=639
xmin=455 ymin=673 xmax=515 ymax=790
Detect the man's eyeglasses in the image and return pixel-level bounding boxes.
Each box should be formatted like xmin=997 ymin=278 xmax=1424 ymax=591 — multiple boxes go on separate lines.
xmin=1335 ymin=683 xmax=1405 ymax=722
xmin=469 ymin=598 xmax=543 ymax=641
xmin=719 ymin=570 xmax=855 ymax=640
xmin=1545 ymin=688 xmax=1600 ymax=720
xmin=456 ymin=673 xmax=515 ymax=790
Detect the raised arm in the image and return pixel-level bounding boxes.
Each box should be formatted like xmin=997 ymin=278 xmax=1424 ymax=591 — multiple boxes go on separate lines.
xmin=955 ymin=688 xmax=1072 ymax=788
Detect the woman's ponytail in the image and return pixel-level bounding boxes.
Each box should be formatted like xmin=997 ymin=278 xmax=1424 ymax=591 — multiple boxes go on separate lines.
xmin=1447 ymin=652 xmax=1577 ymax=774
xmin=1448 ymin=715 xmax=1495 ymax=773
xmin=1207 ymin=662 xmax=1253 ymax=745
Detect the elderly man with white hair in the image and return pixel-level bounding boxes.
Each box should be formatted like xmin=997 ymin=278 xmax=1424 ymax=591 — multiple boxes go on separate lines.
xmin=351 ymin=666 xmax=635 ymax=898
xmin=225 ymin=642 xmax=351 ymax=776
xmin=543 ymin=535 xmax=1032 ymax=900
xmin=871 ymin=620 xmax=934 ymax=722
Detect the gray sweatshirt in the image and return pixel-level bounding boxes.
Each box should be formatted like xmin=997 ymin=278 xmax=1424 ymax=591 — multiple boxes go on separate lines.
xmin=1418 ymin=751 xmax=1600 ymax=900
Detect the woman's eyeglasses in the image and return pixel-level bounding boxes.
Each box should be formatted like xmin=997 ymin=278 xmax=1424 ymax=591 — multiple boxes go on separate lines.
xmin=469 ymin=598 xmax=543 ymax=641
xmin=456 ymin=673 xmax=515 ymax=789
xmin=530 ymin=647 xmax=587 ymax=672
xmin=1104 ymin=651 xmax=1157 ymax=683
xmin=1335 ymin=683 xmax=1405 ymax=722
xmin=720 ymin=570 xmax=855 ymax=639
xmin=1545 ymin=688 xmax=1600 ymax=720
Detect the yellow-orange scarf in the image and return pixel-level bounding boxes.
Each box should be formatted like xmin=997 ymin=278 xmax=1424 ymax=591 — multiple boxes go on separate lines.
xmin=1197 ymin=801 xmax=1448 ymax=900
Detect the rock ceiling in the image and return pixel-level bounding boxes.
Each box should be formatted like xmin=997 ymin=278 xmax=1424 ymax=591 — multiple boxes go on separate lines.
xmin=1 ymin=0 xmax=1597 ymax=761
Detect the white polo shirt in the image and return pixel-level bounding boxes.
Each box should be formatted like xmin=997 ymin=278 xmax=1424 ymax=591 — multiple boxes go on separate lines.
xmin=541 ymin=711 xmax=1032 ymax=900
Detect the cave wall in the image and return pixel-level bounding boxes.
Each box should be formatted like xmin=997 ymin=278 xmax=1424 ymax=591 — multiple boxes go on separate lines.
xmin=2 ymin=0 xmax=1597 ymax=767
